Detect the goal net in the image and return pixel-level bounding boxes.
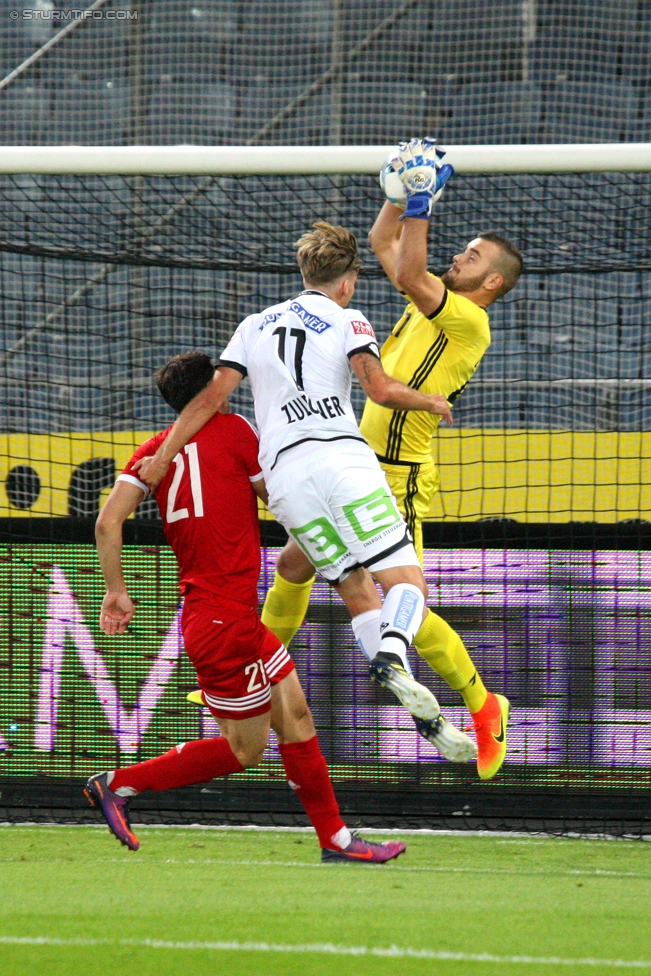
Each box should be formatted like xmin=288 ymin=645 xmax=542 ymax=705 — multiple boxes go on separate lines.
xmin=0 ymin=144 xmax=650 ymax=835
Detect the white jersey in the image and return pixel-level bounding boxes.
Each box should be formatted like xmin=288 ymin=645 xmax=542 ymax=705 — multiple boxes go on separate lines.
xmin=219 ymin=290 xmax=380 ymax=476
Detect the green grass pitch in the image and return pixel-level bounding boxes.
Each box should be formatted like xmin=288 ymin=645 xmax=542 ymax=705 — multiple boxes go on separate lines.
xmin=1 ymin=825 xmax=650 ymax=976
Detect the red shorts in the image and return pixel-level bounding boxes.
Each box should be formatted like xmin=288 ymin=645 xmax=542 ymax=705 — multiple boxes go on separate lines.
xmin=182 ymin=589 xmax=295 ymax=720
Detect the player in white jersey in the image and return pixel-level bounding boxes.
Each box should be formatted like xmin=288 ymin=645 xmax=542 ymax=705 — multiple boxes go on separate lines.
xmin=135 ymin=222 xmax=462 ymax=733
xmin=219 ymin=290 xmax=377 ymax=480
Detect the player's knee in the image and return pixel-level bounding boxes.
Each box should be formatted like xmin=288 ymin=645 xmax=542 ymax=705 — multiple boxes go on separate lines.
xmin=246 ymin=745 xmax=266 ymax=768
xmin=232 ymin=741 xmax=266 ymax=768
xmin=276 ymin=544 xmax=315 ymax=584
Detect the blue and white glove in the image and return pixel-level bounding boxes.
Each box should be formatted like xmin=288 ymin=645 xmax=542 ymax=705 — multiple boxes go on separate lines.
xmin=392 ymin=137 xmax=454 ymax=219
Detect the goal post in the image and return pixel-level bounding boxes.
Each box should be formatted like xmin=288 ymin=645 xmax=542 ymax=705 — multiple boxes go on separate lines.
xmin=0 ymin=143 xmax=650 ymax=833
xmin=0 ymin=143 xmax=650 ymax=174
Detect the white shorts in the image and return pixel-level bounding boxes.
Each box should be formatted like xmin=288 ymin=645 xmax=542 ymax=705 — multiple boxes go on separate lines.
xmin=266 ymin=438 xmax=419 ymax=583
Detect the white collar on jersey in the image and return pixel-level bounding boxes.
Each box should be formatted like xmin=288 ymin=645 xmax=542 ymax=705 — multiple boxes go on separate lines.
xmin=295 ymin=289 xmax=330 ymax=299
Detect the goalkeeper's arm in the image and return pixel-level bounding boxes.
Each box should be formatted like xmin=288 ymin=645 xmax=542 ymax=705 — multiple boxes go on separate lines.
xmin=368 ymin=201 xmax=403 ymax=292
xmin=394 ymin=217 xmax=446 ymax=317
xmin=387 ymin=137 xmax=452 ymax=313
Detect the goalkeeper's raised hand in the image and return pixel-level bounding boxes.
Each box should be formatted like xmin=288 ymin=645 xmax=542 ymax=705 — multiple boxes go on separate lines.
xmin=393 ymin=137 xmax=454 ymax=219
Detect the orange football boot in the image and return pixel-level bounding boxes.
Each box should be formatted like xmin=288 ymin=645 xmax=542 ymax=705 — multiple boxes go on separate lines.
xmin=471 ymin=692 xmax=510 ymax=780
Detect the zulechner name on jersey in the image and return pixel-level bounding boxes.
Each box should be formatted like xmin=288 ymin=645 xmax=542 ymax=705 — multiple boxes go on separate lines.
xmin=289 ymin=301 xmax=332 ymax=334
xmin=281 ymin=393 xmax=346 ymax=424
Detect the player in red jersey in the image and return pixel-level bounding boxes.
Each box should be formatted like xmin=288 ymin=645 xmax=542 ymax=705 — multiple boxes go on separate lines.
xmin=85 ymin=351 xmax=405 ymax=864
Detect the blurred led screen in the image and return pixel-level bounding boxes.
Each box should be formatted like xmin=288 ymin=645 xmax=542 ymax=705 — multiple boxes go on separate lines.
xmin=0 ymin=545 xmax=650 ymax=784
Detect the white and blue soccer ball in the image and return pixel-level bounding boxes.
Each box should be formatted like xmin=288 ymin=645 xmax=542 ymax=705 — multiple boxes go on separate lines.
xmin=379 ymin=153 xmax=407 ymax=209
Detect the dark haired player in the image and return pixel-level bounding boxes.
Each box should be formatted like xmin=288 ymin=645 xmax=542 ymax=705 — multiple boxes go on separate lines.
xmin=85 ymin=350 xmax=406 ymax=863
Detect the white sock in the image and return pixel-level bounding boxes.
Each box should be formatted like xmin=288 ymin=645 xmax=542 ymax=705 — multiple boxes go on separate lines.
xmin=379 ymin=584 xmax=425 ymax=672
xmin=351 ymin=609 xmax=382 ymax=661
xmin=106 ymin=770 xmax=138 ymax=798
xmin=330 ymin=825 xmax=353 ymax=850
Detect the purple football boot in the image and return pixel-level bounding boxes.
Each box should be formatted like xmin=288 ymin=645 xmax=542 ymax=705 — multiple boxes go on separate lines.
xmin=321 ymin=835 xmax=406 ymax=863
xmin=84 ymin=772 xmax=139 ymax=851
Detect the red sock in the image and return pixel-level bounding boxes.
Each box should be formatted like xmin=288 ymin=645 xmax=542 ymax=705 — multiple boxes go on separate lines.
xmin=109 ymin=737 xmax=244 ymax=794
xmin=279 ymin=736 xmax=347 ymax=850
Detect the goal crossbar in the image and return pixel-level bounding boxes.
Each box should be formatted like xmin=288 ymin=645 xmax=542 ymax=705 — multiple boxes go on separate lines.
xmin=1 ymin=144 xmax=651 ymax=176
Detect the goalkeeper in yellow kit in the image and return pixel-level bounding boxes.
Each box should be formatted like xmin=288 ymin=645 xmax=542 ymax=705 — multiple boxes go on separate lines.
xmin=261 ymin=139 xmax=523 ymax=779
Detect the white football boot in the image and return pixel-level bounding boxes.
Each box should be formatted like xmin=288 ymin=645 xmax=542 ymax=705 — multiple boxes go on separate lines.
xmin=413 ymin=714 xmax=478 ymax=763
xmin=369 ymin=651 xmax=441 ymax=721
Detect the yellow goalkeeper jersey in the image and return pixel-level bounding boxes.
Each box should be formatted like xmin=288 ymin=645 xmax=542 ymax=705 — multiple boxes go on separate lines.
xmin=360 ymin=275 xmax=490 ymax=463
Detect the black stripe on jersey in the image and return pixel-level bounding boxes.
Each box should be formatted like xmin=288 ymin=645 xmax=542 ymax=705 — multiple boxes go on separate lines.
xmin=408 ymin=331 xmax=449 ymax=392
xmin=403 ymin=464 xmax=421 ymax=542
xmin=427 ymin=289 xmax=449 ymax=320
xmin=393 ymin=310 xmax=412 ymax=338
xmin=270 ymin=434 xmax=367 ymax=470
xmin=448 ymin=379 xmax=469 ymax=404
xmin=217 ymin=358 xmax=247 ymax=377
xmin=385 ymin=332 xmax=448 ymax=460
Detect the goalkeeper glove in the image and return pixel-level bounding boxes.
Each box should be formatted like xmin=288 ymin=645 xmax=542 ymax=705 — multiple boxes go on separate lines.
xmin=392 ymin=137 xmax=454 ymax=219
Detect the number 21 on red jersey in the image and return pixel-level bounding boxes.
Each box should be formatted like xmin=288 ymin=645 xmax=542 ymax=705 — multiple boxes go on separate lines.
xmin=166 ymin=442 xmax=204 ymax=523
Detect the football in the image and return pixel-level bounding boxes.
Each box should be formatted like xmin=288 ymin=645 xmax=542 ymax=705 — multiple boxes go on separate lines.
xmin=379 ymin=154 xmax=406 ymax=208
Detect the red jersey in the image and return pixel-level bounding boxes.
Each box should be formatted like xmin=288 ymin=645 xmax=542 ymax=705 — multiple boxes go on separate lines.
xmin=119 ymin=412 xmax=263 ymax=606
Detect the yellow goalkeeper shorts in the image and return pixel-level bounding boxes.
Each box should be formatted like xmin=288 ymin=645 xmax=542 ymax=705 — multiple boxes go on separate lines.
xmin=379 ymin=456 xmax=440 ymax=565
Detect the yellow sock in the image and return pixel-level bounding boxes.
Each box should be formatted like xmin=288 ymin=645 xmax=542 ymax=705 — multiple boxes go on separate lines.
xmin=414 ymin=608 xmax=488 ymax=713
xmin=261 ymin=571 xmax=314 ymax=648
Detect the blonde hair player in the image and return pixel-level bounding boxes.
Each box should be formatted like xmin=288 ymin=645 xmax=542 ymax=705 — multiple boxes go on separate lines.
xmin=133 ymin=219 xmax=475 ymax=761
xmin=262 ymin=139 xmax=523 ymax=780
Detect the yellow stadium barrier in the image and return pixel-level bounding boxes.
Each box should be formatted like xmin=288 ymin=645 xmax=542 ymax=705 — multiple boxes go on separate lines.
xmin=0 ymin=432 xmax=153 ymax=518
xmin=0 ymin=429 xmax=648 ymax=523
xmin=430 ymin=429 xmax=651 ymax=523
